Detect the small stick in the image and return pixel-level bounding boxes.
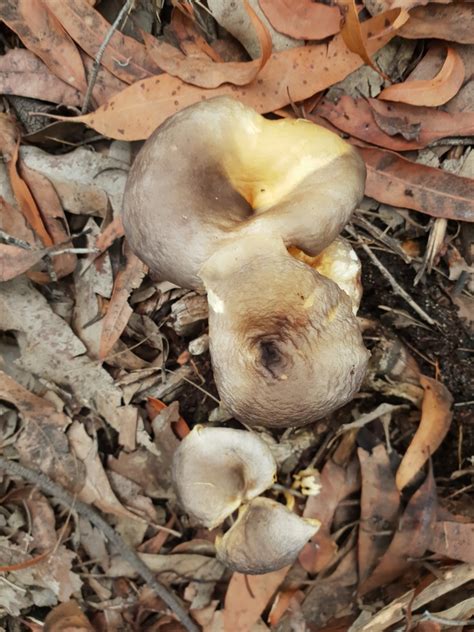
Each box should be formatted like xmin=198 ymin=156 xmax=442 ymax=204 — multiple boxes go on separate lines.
xmin=346 ymin=225 xmax=438 ymax=327
xmin=0 ymin=457 xmax=199 ymax=632
xmin=81 ymin=0 xmax=135 ymax=114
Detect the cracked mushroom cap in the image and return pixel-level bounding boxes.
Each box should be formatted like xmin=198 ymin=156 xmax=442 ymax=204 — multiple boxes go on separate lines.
xmin=171 ymin=425 xmax=276 ymax=529
xmin=123 ymin=97 xmax=369 ymax=428
xmin=216 ymin=497 xmax=320 ymax=574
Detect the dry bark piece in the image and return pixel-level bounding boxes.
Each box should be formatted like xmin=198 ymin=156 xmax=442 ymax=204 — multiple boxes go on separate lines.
xmin=123 ymin=97 xmax=369 ymax=428
xmin=216 ymin=497 xmax=319 ymax=574
xmin=172 ymin=426 xmax=276 ymax=528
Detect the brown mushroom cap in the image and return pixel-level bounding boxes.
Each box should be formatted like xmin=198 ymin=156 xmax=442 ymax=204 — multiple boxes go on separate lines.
xmin=171 ymin=426 xmax=276 ymax=529
xmin=215 ymin=497 xmax=320 ymax=574
xmin=123 ymin=97 xmax=365 ymax=291
xmin=123 ymin=97 xmax=368 ymax=428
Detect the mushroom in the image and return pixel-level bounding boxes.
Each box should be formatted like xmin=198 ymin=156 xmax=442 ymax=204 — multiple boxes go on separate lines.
xmin=215 ymin=497 xmax=320 ymax=574
xmin=171 ymin=425 xmax=276 ymax=528
xmin=123 ymin=97 xmax=369 ymax=428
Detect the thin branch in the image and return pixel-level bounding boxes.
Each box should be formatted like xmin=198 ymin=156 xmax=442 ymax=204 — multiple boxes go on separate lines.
xmin=346 ymin=225 xmax=438 ymax=327
xmin=81 ymin=0 xmax=135 ymax=114
xmin=0 ymin=457 xmax=199 ymax=632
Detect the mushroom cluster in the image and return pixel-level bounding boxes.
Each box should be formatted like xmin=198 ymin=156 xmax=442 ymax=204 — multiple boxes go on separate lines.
xmin=123 ymin=97 xmax=369 ymax=573
xmin=172 ymin=425 xmax=320 ymax=574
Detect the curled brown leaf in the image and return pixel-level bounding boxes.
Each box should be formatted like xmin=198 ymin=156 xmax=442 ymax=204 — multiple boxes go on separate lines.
xmin=379 ymin=47 xmax=465 ymax=107
xmin=396 ymin=376 xmax=453 ymax=491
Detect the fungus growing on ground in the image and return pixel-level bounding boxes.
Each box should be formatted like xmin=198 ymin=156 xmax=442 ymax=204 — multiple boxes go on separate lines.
xmin=171 ymin=425 xmax=276 ymax=528
xmin=215 ymin=497 xmax=320 ymax=574
xmin=171 ymin=427 xmax=319 ymax=574
xmin=123 ymin=96 xmax=369 ymax=428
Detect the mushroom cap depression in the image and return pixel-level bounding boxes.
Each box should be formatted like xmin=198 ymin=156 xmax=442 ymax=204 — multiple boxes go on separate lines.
xmin=215 ymin=497 xmax=320 ymax=574
xmin=171 ymin=425 xmax=276 ymax=528
xmin=123 ymin=97 xmax=365 ymax=290
xmin=123 ymin=97 xmax=369 ymax=427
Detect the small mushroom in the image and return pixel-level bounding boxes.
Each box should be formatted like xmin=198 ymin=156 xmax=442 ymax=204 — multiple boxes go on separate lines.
xmin=215 ymin=497 xmax=320 ymax=574
xmin=123 ymin=97 xmax=369 ymax=427
xmin=171 ymin=425 xmax=276 ymax=528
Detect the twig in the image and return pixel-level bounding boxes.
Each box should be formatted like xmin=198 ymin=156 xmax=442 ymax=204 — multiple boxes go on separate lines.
xmin=353 ymin=213 xmax=412 ymax=264
xmin=346 ymin=225 xmax=438 ymax=327
xmin=0 ymin=230 xmax=32 ymax=249
xmin=429 ymin=137 xmax=474 ymax=147
xmin=81 ymin=0 xmax=135 ymax=114
xmin=0 ymin=457 xmax=199 ymax=632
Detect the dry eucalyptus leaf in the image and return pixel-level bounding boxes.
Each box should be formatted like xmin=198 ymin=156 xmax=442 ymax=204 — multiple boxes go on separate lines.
xmin=396 ymin=376 xmax=453 ymax=491
xmin=0 ymin=277 xmax=136 ymax=439
xmin=107 ymin=553 xmax=225 ymax=585
xmin=208 ymin=0 xmax=302 ymax=60
xmin=67 ymin=421 xmax=141 ymax=520
xmin=20 ymin=145 xmax=129 ymax=217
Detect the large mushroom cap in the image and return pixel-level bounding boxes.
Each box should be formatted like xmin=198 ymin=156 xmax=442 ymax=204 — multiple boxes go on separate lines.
xmin=216 ymin=497 xmax=320 ymax=574
xmin=123 ymin=96 xmax=365 ymax=291
xmin=171 ymin=426 xmax=276 ymax=528
xmin=123 ymin=97 xmax=368 ymax=428
xmin=201 ymin=235 xmax=369 ymax=428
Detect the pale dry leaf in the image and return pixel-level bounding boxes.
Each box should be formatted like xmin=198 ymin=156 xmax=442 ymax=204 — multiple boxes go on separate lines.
xmin=399 ymin=4 xmax=474 ymax=45
xmin=143 ymin=0 xmax=272 ymax=89
xmin=67 ymin=420 xmax=141 ymax=520
xmin=430 ymin=521 xmax=474 ymax=564
xmin=0 ymin=243 xmax=44 ymax=281
xmin=73 ymin=219 xmax=113 ymax=359
xmin=43 ymin=0 xmax=160 ymax=83
xmin=20 ymin=164 xmax=77 ymax=279
xmin=360 ymin=146 xmax=474 ymax=222
xmin=107 ymin=469 xmax=158 ymax=523
xmin=0 ymin=0 xmax=87 ymax=92
xmin=359 ymin=467 xmax=437 ymax=595
xmin=99 ymin=242 xmax=147 ymax=360
xmin=358 ymin=445 xmax=400 ymax=582
xmin=0 ymin=277 xmax=136 ymax=438
xmin=20 ymin=547 xmax=83 ymax=602
xmin=107 ymin=553 xmax=225 ymax=584
xmin=20 ymin=145 xmax=130 ymax=217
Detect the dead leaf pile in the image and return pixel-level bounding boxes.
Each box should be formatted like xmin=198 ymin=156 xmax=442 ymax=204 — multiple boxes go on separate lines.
xmin=0 ymin=0 xmax=473 ymax=630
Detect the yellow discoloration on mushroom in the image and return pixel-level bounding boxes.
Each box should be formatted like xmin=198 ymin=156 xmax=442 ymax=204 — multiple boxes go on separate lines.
xmin=224 ymin=111 xmax=350 ymax=211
